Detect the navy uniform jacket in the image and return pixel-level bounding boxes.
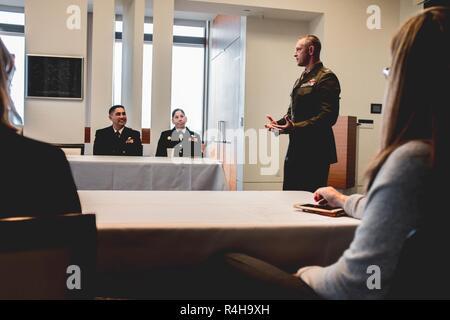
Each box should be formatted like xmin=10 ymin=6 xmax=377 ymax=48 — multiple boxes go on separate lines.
xmin=279 ymin=62 xmax=340 ymax=165
xmin=0 ymin=125 xmax=81 ymax=218
xmin=93 ymin=126 xmax=143 ymax=156
xmin=156 ymin=127 xmax=202 ymax=157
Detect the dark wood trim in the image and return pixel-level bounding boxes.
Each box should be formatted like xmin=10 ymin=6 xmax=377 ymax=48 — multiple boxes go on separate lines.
xmin=142 ymin=128 xmax=151 ymax=145
xmin=328 ymin=116 xmax=357 ymax=189
xmin=84 ymin=127 xmax=91 ymax=144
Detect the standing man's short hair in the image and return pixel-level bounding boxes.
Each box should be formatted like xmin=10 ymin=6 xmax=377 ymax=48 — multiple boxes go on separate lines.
xmin=109 ymin=105 xmax=125 ymax=115
xmin=301 ymin=35 xmax=322 ymax=59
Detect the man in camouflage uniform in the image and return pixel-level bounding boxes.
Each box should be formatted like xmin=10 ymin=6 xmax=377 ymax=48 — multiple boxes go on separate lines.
xmin=266 ymin=35 xmax=341 ymax=192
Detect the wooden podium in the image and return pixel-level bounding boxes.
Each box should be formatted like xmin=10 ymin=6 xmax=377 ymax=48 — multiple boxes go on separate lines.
xmin=328 ymin=116 xmax=357 ymax=189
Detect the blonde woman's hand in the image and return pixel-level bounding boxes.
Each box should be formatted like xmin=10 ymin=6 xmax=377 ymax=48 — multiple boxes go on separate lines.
xmin=313 ymin=187 xmax=348 ymax=208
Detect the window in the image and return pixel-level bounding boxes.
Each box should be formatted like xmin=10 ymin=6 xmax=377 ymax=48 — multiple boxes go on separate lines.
xmin=113 ymin=22 xmax=123 ymax=105
xmin=171 ymin=25 xmax=206 ymax=135
xmin=142 ymin=43 xmax=153 ymax=128
xmin=113 ymin=22 xmax=153 ymax=128
xmin=0 ymin=11 xmax=25 ymax=125
xmin=0 ymin=11 xmax=24 ymax=26
xmin=173 ymin=25 xmax=205 ymax=37
xmin=171 ymin=44 xmax=205 ymax=134
xmin=113 ymin=41 xmax=122 ymax=105
xmin=113 ymin=22 xmax=153 ymax=127
xmin=113 ymin=21 xmax=206 ymax=133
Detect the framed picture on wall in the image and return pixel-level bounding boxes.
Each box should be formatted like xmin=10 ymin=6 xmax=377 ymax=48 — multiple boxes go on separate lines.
xmin=25 ymin=54 xmax=84 ymax=100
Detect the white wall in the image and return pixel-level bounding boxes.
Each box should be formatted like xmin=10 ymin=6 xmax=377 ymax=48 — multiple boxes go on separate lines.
xmin=24 ymin=0 xmax=87 ymax=144
xmin=87 ymin=0 xmax=116 ymax=154
xmin=150 ymin=0 xmax=174 ymax=156
xmin=400 ymin=0 xmax=423 ymax=23
xmin=121 ymin=0 xmax=145 ymax=131
xmin=243 ymin=17 xmax=309 ymax=190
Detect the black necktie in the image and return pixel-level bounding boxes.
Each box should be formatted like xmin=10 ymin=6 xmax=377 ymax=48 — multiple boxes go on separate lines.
xmin=115 ymin=131 xmax=121 ymax=139
xmin=292 ymin=72 xmax=306 ymax=93
xmin=298 ymin=71 xmax=308 ymax=85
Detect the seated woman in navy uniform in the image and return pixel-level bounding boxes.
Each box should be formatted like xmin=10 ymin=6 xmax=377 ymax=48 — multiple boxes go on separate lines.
xmin=156 ymin=108 xmax=202 ymax=158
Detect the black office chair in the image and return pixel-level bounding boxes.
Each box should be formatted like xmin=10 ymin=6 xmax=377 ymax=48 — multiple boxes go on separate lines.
xmin=387 ymin=228 xmax=450 ymax=300
xmin=53 ymin=144 xmax=85 ymax=156
xmin=0 ymin=214 xmax=97 ymax=300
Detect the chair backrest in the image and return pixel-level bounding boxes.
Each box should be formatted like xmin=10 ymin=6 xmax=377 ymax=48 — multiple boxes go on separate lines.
xmin=387 ymin=228 xmax=450 ymax=300
xmin=53 ymin=144 xmax=85 ymax=156
xmin=0 ymin=214 xmax=97 ymax=300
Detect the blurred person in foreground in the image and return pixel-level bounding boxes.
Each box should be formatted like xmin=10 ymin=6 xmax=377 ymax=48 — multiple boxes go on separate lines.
xmin=0 ymin=37 xmax=81 ymax=218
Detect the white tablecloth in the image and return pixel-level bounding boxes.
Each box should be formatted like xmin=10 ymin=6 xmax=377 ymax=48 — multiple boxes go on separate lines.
xmin=68 ymin=156 xmax=227 ymax=191
xmin=79 ymin=191 xmax=360 ymax=273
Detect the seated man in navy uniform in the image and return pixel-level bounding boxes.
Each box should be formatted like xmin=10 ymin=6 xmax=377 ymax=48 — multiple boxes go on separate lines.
xmin=156 ymin=108 xmax=202 ymax=157
xmin=93 ymin=105 xmax=143 ymax=156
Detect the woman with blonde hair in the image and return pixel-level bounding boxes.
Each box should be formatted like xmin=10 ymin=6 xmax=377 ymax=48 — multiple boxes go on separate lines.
xmin=0 ymin=39 xmax=14 ymax=128
xmin=196 ymin=7 xmax=450 ymax=300
xmin=0 ymin=38 xmax=81 ymax=218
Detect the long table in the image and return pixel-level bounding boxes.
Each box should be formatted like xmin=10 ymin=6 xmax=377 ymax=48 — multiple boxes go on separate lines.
xmin=79 ymin=191 xmax=360 ymax=274
xmin=68 ymin=156 xmax=227 ymax=191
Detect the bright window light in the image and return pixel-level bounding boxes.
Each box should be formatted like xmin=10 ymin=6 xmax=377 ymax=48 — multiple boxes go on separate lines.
xmin=114 ymin=21 xmax=205 ymax=132
xmin=173 ymin=26 xmax=205 ymax=37
xmin=141 ymin=43 xmax=153 ymax=128
xmin=171 ymin=45 xmax=205 ymax=135
xmin=113 ymin=41 xmax=122 ymax=105
xmin=116 ymin=22 xmax=153 ymax=35
xmin=115 ymin=21 xmax=122 ymax=33
xmin=117 ymin=22 xmax=204 ymax=38
xmin=144 ymin=23 xmax=153 ymax=34
xmin=113 ymin=41 xmax=153 ymax=128
xmin=1 ymin=34 xmax=25 ymax=125
xmin=0 ymin=11 xmax=24 ymax=26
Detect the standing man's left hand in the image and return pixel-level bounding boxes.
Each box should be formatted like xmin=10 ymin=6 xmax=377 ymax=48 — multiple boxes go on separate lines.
xmin=273 ymin=115 xmax=294 ymax=131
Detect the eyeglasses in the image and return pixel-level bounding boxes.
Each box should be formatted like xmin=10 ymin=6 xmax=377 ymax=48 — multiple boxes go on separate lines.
xmin=382 ymin=67 xmax=390 ymax=78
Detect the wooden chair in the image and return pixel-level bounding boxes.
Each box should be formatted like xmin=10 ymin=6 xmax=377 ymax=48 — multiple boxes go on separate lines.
xmin=53 ymin=144 xmax=85 ymax=156
xmin=387 ymin=228 xmax=450 ymax=300
xmin=0 ymin=214 xmax=97 ymax=300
